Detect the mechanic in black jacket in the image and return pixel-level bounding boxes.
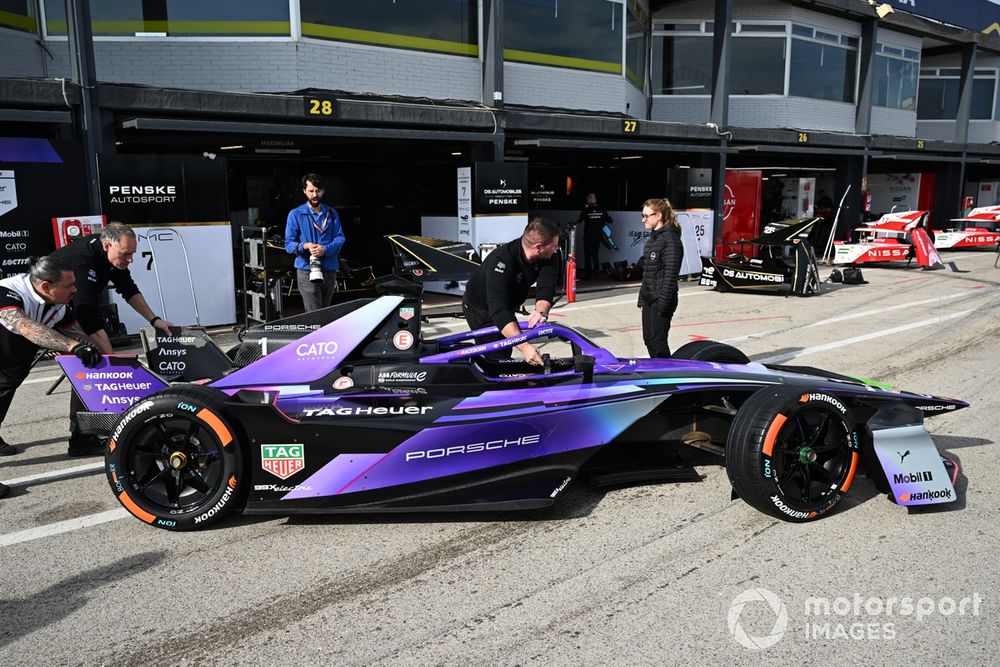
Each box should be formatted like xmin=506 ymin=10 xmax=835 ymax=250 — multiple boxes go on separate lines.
xmin=638 ymin=198 xmax=684 ymax=358
xmin=462 ymin=217 xmax=561 ymax=366
xmin=51 ymin=223 xmax=174 ymax=455
xmin=0 ymin=257 xmax=101 ymax=472
xmin=576 ymin=192 xmax=613 ymax=279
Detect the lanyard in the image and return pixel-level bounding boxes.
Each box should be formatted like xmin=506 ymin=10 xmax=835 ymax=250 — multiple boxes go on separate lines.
xmin=311 ymin=209 xmax=329 ymax=235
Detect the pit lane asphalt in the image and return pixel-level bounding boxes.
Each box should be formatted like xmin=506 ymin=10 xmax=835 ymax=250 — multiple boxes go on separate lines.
xmin=1 ymin=253 xmax=998 ymax=665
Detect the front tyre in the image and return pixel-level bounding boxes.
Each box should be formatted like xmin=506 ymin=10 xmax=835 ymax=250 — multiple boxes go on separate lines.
xmin=725 ymin=386 xmax=860 ymax=522
xmin=106 ymin=385 xmax=246 ymax=530
xmin=673 ymin=340 xmax=750 ymax=364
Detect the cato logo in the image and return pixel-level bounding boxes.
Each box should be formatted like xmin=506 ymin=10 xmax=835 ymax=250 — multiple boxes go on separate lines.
xmin=295 ymin=341 xmax=338 ymax=361
xmin=261 ymin=444 xmax=305 ymax=480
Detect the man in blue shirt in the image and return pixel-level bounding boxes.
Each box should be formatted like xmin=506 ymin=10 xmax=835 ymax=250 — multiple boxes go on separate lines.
xmin=284 ymin=173 xmax=346 ymax=311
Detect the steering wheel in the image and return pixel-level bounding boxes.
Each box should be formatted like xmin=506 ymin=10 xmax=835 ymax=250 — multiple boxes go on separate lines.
xmin=542 ymin=353 xmax=552 ymax=375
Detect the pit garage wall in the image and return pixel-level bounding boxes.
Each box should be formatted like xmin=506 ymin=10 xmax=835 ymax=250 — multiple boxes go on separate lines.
xmin=37 ymin=38 xmax=483 ymax=100
xmin=916 ymin=53 xmax=1000 ymax=144
xmin=0 ymin=29 xmax=49 ymax=77
xmin=422 ymin=209 xmax=710 ymax=275
xmin=650 ymin=0 xmax=919 ymax=137
xmin=29 ymin=36 xmax=642 ymax=112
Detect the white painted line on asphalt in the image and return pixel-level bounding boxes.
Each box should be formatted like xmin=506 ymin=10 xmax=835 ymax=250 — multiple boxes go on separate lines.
xmin=0 ymin=509 xmax=128 ymax=548
xmin=2 ymin=461 xmax=104 ymax=487
xmin=557 ymin=289 xmax=710 ymax=315
xmin=801 ymin=291 xmax=984 ymax=328
xmin=755 ymin=310 xmax=974 ymax=364
xmin=724 ymin=290 xmax=987 ymax=344
xmin=22 ymin=374 xmax=63 ymax=385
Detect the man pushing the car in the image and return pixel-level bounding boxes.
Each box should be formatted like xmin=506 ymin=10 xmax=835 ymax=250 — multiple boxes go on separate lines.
xmin=51 ymin=222 xmax=174 ymax=456
xmin=0 ymin=256 xmax=102 ymax=498
xmin=462 ymin=217 xmax=560 ymax=366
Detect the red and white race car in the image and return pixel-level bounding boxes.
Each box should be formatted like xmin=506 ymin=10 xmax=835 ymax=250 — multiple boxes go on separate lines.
xmin=833 ymin=210 xmax=942 ymax=268
xmin=938 ymin=205 xmax=1000 ymax=249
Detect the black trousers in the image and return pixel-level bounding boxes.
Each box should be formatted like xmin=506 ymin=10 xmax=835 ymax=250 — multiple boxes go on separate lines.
xmin=641 ymin=306 xmax=673 ymax=358
xmin=0 ymin=364 xmax=32 ymax=433
xmin=583 ymin=232 xmax=601 ymax=277
xmin=462 ymin=302 xmax=513 ymax=360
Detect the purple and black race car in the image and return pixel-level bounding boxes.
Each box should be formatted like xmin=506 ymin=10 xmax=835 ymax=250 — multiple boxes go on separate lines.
xmin=58 ymin=278 xmax=966 ymax=530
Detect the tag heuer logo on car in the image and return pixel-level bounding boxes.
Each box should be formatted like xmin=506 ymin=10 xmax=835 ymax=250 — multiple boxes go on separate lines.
xmin=399 ymin=307 xmax=415 ymax=321
xmin=261 ymin=444 xmax=304 ymax=480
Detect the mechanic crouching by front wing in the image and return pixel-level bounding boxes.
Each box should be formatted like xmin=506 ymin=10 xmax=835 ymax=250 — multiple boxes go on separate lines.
xmin=462 ymin=217 xmax=560 ymax=366
xmin=0 ymin=257 xmax=102 ymax=499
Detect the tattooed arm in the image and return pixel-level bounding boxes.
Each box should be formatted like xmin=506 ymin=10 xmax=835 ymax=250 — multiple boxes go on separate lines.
xmin=0 ymin=308 xmax=83 ymax=352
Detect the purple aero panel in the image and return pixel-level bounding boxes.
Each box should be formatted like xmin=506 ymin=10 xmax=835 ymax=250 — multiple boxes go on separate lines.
xmin=451 ymin=383 xmax=642 ymax=412
xmin=283 ymin=395 xmax=662 ymax=499
xmin=56 ymin=355 xmax=168 ymax=413
xmin=422 ymin=322 xmax=617 ymax=365
xmin=211 ymin=296 xmax=403 ymax=389
xmin=284 ymin=453 xmax=385 ymax=499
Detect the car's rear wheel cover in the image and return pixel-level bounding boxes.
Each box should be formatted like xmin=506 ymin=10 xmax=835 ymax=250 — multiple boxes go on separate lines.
xmin=106 ymin=386 xmax=245 ymax=530
xmin=726 ymin=386 xmax=860 ymax=522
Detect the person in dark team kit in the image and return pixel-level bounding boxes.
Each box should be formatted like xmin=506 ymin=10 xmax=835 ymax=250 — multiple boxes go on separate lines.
xmin=637 ymin=198 xmax=683 ymax=358
xmin=0 ymin=257 xmax=101 ymax=484
xmin=51 ymin=222 xmax=174 ymax=455
xmin=462 ymin=217 xmax=561 ymax=366
xmin=576 ymin=192 xmax=613 ymax=279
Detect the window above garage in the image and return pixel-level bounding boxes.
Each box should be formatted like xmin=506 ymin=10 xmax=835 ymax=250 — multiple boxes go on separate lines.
xmin=301 ymin=0 xmax=479 ymax=57
xmin=42 ymin=0 xmax=291 ymax=37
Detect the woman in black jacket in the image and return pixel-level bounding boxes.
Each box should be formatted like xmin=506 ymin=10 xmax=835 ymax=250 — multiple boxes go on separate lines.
xmin=638 ymin=198 xmax=683 ymax=357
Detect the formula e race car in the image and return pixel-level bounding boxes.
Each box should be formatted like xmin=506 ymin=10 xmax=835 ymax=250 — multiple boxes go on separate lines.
xmin=833 ymin=210 xmax=943 ymax=268
xmin=940 ymin=205 xmax=1000 ymax=249
xmin=386 ymin=234 xmax=481 ymax=296
xmin=57 ymin=277 xmax=966 ymax=531
xmin=700 ymin=218 xmax=822 ymax=295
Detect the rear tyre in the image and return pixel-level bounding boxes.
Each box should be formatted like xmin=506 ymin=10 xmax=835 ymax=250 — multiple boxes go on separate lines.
xmin=106 ymin=385 xmax=246 ymax=530
xmin=672 ymin=340 xmax=750 ymax=364
xmin=725 ymin=386 xmax=860 ymax=522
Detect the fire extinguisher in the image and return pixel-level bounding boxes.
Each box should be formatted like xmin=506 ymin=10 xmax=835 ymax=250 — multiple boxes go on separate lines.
xmin=63 ymin=219 xmax=82 ymax=247
xmin=565 ymin=223 xmax=577 ymax=303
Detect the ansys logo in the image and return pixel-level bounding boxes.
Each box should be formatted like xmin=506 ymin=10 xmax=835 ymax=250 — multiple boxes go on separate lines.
xmin=728 ymin=588 xmax=788 ymax=650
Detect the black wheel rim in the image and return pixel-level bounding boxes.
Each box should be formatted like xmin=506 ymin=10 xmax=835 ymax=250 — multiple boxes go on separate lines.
xmin=124 ymin=416 xmax=224 ymax=513
xmin=772 ymin=405 xmax=851 ymax=507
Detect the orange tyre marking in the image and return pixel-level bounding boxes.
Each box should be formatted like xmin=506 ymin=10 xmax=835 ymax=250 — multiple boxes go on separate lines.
xmin=119 ymin=491 xmax=156 ymax=524
xmin=840 ymin=452 xmax=859 ymax=492
xmin=109 ymin=439 xmax=117 ymax=453
xmin=196 ymin=408 xmax=233 ymax=447
xmin=762 ymin=414 xmax=787 ymax=457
